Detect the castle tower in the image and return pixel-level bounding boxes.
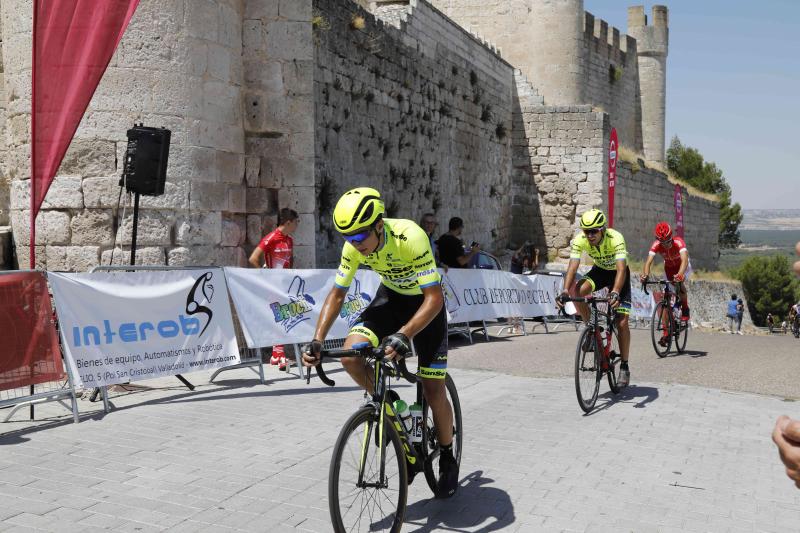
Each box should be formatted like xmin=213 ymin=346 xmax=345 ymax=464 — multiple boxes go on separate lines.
xmin=523 ymin=0 xmax=586 ymax=105
xmin=627 ymin=5 xmax=669 ymax=163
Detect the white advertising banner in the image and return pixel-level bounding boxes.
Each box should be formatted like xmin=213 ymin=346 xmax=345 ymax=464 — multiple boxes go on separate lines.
xmin=49 ymin=269 xmax=240 ymax=388
xmin=631 ymin=284 xmax=656 ymax=318
xmin=224 ymin=268 xmax=381 ymax=348
xmin=441 ymin=270 xmax=560 ymax=323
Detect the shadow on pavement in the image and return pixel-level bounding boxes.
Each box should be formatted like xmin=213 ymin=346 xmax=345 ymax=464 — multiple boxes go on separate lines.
xmin=403 ymin=470 xmax=515 ymax=532
xmin=669 ymin=349 xmax=708 ymax=358
xmin=589 ymin=384 xmax=660 ymax=414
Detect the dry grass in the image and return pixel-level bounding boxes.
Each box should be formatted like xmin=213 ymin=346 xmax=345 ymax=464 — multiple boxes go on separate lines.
xmin=618 ymin=145 xmax=720 ymax=203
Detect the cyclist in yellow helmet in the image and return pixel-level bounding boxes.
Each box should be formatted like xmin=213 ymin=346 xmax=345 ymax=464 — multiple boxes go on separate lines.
xmin=302 ymin=187 xmax=459 ymax=497
xmin=558 ymin=208 xmax=632 ymax=387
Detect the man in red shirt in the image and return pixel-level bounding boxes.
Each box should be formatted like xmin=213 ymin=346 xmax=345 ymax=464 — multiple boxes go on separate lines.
xmin=249 ymin=208 xmax=299 ymax=368
xmin=640 ymin=222 xmax=690 ymax=346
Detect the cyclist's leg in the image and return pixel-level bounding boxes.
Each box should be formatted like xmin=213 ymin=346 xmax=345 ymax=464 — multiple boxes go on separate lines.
xmin=341 ymin=286 xmax=398 ymax=393
xmin=415 ymin=306 xmax=452 ymax=446
xmin=573 ymin=273 xmax=597 ymax=322
xmin=616 ymin=268 xmax=632 ymax=363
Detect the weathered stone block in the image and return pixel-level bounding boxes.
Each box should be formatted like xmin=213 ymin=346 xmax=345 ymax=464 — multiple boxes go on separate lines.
xmin=43 ymin=176 xmax=83 ymax=209
xmin=46 ymin=245 xmax=100 ymax=272
xmin=70 ymin=210 xmax=114 ymax=246
xmin=245 ymin=156 xmax=261 ymax=187
xmin=244 ymin=60 xmax=283 ymax=92
xmin=278 ymin=186 xmax=315 ymax=213
xmin=175 ymin=212 xmax=222 ymax=245
xmin=218 ymin=246 xmax=247 ymax=267
xmin=245 ymin=1 xmax=279 ymax=20
xmin=168 ymin=246 xmax=219 ymax=266
xmin=265 ymin=21 xmax=312 ymax=61
xmin=293 ymin=244 xmax=315 ymax=269
xmin=118 ymin=211 xmax=173 ymax=246
xmin=228 ymin=184 xmax=247 ymax=213
xmin=218 ymin=151 xmax=246 ymax=184
xmin=139 ymin=180 xmax=191 ymax=210
xmin=221 ymin=216 xmax=246 ymax=247
xmin=101 ymin=247 xmax=166 ymax=266
xmin=83 ymin=177 xmax=122 ymax=208
xmin=190 ymin=182 xmax=229 ymax=210
xmin=39 ymin=210 xmax=71 ymax=245
xmin=279 ymin=0 xmax=311 ymax=21
xmin=246 ymin=187 xmax=272 ymax=214
xmin=185 ymin=0 xmax=219 ymax=41
xmin=247 ymin=214 xmax=266 ymax=245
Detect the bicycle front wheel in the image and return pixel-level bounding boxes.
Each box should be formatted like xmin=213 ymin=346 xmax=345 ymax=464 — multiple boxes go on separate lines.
xmin=575 ymin=328 xmax=601 ymax=413
xmin=423 ymin=373 xmax=463 ymax=495
xmin=675 ymin=318 xmax=689 ymax=353
xmin=329 ymin=406 xmax=407 ymax=533
xmin=650 ymin=302 xmax=672 ymax=357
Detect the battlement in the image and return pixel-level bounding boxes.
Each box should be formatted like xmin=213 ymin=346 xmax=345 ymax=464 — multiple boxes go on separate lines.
xmin=628 ymin=5 xmax=669 ymax=29
xmin=583 ymin=11 xmax=635 ymax=56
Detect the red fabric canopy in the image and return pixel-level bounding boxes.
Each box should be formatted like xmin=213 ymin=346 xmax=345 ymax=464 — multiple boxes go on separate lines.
xmin=31 ymin=0 xmax=139 ymax=266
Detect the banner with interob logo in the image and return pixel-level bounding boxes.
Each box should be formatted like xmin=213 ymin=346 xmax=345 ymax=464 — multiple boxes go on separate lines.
xmin=49 ymin=269 xmax=240 ymax=388
xmin=441 ymin=270 xmax=560 ymax=323
xmin=224 ymin=268 xmax=381 ymax=348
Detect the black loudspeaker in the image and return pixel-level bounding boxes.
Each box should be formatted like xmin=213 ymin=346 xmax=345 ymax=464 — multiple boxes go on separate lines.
xmin=119 ymin=124 xmax=171 ymax=196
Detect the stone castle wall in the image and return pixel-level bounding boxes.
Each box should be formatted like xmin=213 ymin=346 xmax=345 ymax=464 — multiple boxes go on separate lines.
xmin=580 ymin=12 xmax=641 ymax=152
xmin=613 ymin=163 xmax=720 ymax=270
xmin=0 ymin=0 xmax=315 ymax=270
xmin=313 ymin=0 xmax=514 ymax=266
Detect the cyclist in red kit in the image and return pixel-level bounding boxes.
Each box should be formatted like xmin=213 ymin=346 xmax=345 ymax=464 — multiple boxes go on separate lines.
xmin=640 ymin=222 xmax=691 ymax=346
xmin=249 ymin=208 xmax=300 ymax=368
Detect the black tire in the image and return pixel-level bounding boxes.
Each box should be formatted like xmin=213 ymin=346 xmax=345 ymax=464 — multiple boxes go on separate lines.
xmin=674 ymin=315 xmax=689 ymax=353
xmin=423 ymin=374 xmax=462 ymax=495
xmin=650 ymin=302 xmax=672 ymax=357
xmin=329 ymin=406 xmax=407 ymax=533
xmin=606 ymin=327 xmax=623 ymax=394
xmin=575 ymin=328 xmax=601 ymax=413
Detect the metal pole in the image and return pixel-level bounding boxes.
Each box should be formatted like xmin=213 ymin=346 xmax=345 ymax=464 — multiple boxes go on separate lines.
xmin=131 ymin=192 xmax=140 ymax=266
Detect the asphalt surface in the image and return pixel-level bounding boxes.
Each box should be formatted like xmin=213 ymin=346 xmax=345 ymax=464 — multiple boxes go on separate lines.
xmin=0 ymin=328 xmax=799 ymax=532
xmin=450 ymin=324 xmax=800 ymax=400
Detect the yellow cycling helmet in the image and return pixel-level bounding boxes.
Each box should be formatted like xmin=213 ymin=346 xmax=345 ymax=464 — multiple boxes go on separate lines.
xmin=332 ymin=187 xmax=385 ymax=233
xmin=579 ymin=209 xmax=607 ymax=229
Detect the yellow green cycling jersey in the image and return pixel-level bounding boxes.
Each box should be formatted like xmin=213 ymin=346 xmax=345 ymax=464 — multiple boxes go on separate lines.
xmin=334 ymin=218 xmax=441 ymax=295
xmin=569 ymin=228 xmax=628 ymax=270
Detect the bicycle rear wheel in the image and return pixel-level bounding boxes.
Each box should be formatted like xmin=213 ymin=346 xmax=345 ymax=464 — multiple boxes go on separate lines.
xmin=605 ymin=328 xmax=623 ymax=394
xmin=650 ymin=302 xmax=672 ymax=357
xmin=329 ymin=406 xmax=407 ymax=533
xmin=423 ymin=374 xmax=463 ymax=496
xmin=575 ymin=328 xmax=601 ymax=413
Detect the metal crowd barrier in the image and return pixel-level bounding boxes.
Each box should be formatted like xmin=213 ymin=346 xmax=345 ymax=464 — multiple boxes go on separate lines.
xmin=0 ymin=270 xmax=80 ymax=424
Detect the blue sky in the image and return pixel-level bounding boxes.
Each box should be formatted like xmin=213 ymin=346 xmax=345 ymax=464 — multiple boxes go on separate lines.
xmin=586 ymin=1 xmax=799 ymax=209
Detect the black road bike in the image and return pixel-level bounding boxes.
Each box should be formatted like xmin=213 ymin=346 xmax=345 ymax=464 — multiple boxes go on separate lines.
xmin=562 ymin=296 xmax=623 ymax=413
xmin=307 ymin=343 xmax=462 ymax=533
xmin=642 ymin=280 xmax=688 ymax=356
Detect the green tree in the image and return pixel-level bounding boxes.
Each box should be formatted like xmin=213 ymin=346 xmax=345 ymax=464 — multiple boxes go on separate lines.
xmin=666 ymin=136 xmax=742 ymax=248
xmin=735 ymin=255 xmax=800 ymax=325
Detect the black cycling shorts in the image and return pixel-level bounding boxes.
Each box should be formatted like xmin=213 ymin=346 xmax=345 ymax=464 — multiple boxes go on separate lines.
xmin=349 ymin=284 xmax=448 ymax=380
xmin=579 ymin=266 xmax=632 ymax=315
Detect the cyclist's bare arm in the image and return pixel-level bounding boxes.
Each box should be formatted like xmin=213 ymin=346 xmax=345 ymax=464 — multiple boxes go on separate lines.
xmin=562 ymin=259 xmax=581 ymax=298
xmin=303 ymin=287 xmax=347 ymax=365
xmin=677 ymin=249 xmax=689 ymax=277
xmin=641 ymin=254 xmax=655 ymax=280
xmin=611 ymin=259 xmax=627 ymax=306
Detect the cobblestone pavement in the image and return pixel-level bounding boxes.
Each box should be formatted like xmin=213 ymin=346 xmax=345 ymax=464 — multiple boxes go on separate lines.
xmin=0 ymin=329 xmax=799 ymax=532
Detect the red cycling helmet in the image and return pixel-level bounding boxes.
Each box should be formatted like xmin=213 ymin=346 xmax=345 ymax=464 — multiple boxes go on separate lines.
xmin=654 ymin=222 xmax=673 ymax=242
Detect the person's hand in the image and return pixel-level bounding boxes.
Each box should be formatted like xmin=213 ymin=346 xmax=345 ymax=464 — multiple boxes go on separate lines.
xmin=382 ymin=332 xmax=411 ymax=361
xmin=301 ymin=339 xmax=323 ymax=367
xmin=639 ymin=273 xmax=649 ymax=284
xmin=773 ymin=416 xmax=800 ymax=488
xmin=556 ymin=291 xmax=569 ymax=308
xmin=609 ymin=291 xmax=620 ymax=308
xmin=673 ymin=273 xmax=685 ymax=283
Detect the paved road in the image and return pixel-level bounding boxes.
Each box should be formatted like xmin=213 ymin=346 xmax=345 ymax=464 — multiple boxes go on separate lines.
xmin=0 ymin=329 xmax=798 ymax=532
xmin=451 ymin=325 xmax=800 ymax=400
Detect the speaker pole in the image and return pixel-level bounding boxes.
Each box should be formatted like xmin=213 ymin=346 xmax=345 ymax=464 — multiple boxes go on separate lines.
xmin=130 ymin=192 xmax=140 ymax=266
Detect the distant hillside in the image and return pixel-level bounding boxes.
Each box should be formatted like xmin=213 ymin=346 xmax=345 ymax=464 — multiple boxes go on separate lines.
xmin=741 ymin=209 xmax=800 ymax=230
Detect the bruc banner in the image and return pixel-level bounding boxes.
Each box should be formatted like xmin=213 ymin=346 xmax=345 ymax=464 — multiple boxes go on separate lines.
xmin=224 ymin=268 xmax=381 ymax=347
xmin=224 ymin=268 xmax=561 ymax=348
xmin=49 ymin=269 xmax=240 ymax=388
